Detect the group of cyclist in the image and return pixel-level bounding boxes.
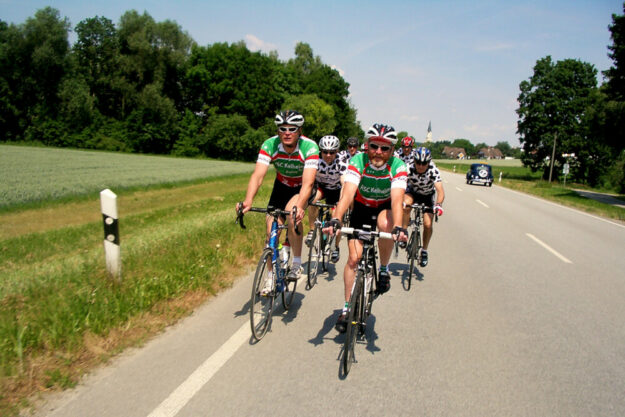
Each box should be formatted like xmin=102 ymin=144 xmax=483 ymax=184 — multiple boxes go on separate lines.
xmin=236 ymin=110 xmax=445 ymax=333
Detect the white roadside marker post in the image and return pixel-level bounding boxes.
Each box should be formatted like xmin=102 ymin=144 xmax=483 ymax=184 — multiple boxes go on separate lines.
xmin=100 ymin=189 xmax=121 ymax=281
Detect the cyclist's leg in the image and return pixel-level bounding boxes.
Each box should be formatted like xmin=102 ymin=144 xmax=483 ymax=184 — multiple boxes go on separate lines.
xmin=285 ymin=192 xmax=305 ymax=274
xmin=376 ymin=208 xmax=394 ymax=266
xmin=402 ymin=192 xmax=415 ymax=229
xmin=306 ymin=188 xmax=322 ymax=245
xmin=421 ymin=192 xmax=436 ymax=250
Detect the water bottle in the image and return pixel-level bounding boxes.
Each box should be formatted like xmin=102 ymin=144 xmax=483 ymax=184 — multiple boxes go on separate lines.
xmin=279 ymin=241 xmax=290 ymax=268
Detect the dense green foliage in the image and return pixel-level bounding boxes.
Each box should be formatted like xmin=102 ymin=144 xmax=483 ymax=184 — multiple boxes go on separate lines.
xmin=0 ymin=8 xmax=360 ymax=160
xmin=516 ymin=3 xmax=625 ymax=190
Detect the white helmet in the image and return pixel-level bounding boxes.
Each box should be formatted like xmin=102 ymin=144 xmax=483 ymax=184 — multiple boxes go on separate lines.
xmin=319 ymin=135 xmax=340 ymax=151
xmin=275 ymin=110 xmax=304 ymax=127
xmin=365 ymin=123 xmax=397 ymax=145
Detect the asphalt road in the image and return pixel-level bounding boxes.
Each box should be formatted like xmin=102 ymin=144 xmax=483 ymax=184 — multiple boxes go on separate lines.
xmin=32 ymin=172 xmax=625 ymax=417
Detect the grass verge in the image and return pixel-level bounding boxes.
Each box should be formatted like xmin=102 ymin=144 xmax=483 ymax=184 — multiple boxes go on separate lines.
xmin=0 ymin=173 xmax=271 ymax=415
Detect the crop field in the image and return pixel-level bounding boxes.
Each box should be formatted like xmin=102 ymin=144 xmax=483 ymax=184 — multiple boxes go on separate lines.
xmin=0 ymin=145 xmax=256 ymax=210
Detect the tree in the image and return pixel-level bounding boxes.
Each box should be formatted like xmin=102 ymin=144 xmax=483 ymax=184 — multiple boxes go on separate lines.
xmin=516 ymin=56 xmax=599 ymax=181
xmin=604 ymin=3 xmax=625 ymax=101
xmin=282 ymin=94 xmax=336 ymax=140
xmin=495 ymin=141 xmax=512 ymax=156
xmin=451 ymin=138 xmax=475 ymax=157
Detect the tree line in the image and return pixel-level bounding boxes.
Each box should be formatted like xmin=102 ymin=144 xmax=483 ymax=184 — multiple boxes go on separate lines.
xmin=516 ymin=3 xmax=625 ymax=191
xmin=0 ymin=8 xmax=361 ymax=160
xmin=1 ymin=6 xmax=624 ymax=191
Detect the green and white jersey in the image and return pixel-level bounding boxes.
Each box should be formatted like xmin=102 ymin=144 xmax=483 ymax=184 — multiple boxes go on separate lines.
xmin=257 ymin=135 xmax=320 ymax=187
xmin=344 ymin=153 xmax=408 ymax=207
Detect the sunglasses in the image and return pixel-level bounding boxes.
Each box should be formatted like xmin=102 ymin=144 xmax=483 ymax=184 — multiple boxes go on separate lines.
xmin=348 ymin=145 xmax=358 ymax=148
xmin=415 ymin=161 xmax=429 ymax=166
xmin=369 ymin=143 xmax=392 ymax=152
xmin=278 ymin=126 xmax=299 ymax=133
xmin=322 ymin=150 xmax=337 ymax=155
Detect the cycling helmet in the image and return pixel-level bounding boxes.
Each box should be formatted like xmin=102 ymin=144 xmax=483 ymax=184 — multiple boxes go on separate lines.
xmin=319 ymin=135 xmax=340 ymax=151
xmin=346 ymin=136 xmax=359 ymax=147
xmin=274 ymin=110 xmax=304 ymax=127
xmin=414 ymin=147 xmax=432 ymax=164
xmin=401 ymin=136 xmax=415 ymax=147
xmin=365 ymin=123 xmax=397 ymax=145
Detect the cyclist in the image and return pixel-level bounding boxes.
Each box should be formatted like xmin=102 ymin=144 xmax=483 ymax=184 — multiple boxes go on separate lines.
xmin=323 ymin=123 xmax=408 ymax=333
xmin=338 ymin=136 xmax=360 ymax=164
xmin=401 ymin=147 xmax=445 ymax=267
xmin=306 ymin=135 xmax=348 ymax=263
xmin=394 ymin=136 xmax=416 ymax=165
xmin=237 ymin=110 xmax=319 ymax=284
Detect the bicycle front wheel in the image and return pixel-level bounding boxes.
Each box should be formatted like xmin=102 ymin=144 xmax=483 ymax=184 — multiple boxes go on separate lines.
xmin=306 ymin=227 xmax=321 ymax=289
xmin=250 ymin=248 xmax=275 ymax=341
xmin=407 ymin=231 xmax=417 ymax=289
xmin=281 ymin=268 xmax=297 ymax=310
xmin=343 ymin=272 xmax=364 ymax=375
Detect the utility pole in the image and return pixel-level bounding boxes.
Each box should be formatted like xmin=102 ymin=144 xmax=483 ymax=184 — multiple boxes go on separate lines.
xmin=548 ymin=132 xmax=558 ymax=183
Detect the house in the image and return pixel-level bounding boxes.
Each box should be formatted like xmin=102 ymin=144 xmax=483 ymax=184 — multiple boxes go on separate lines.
xmin=442 ymin=146 xmax=466 ymax=159
xmin=478 ymin=147 xmax=504 ymax=159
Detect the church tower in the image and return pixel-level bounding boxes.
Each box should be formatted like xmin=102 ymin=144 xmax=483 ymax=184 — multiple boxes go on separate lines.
xmin=425 ymin=121 xmax=432 ymax=143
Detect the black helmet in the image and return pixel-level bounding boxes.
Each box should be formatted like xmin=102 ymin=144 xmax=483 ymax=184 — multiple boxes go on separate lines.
xmin=346 ymin=136 xmax=359 ymax=147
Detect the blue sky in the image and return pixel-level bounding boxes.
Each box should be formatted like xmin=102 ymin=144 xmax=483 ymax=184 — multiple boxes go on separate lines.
xmin=3 ymin=0 xmax=623 ymax=146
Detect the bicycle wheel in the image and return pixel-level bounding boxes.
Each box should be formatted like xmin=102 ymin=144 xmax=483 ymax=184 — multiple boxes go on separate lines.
xmin=406 ymin=231 xmax=417 ymax=289
xmin=281 ymin=266 xmax=297 ymax=310
xmin=250 ymin=248 xmax=276 ymax=341
xmin=343 ymin=272 xmax=363 ymax=375
xmin=306 ymin=226 xmax=321 ymax=289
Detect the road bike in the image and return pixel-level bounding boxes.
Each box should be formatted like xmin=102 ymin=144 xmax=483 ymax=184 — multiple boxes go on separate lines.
xmin=236 ymin=204 xmax=300 ymax=341
xmin=306 ymin=201 xmax=336 ymax=289
xmin=339 ymin=225 xmax=393 ymax=375
xmin=404 ymin=203 xmax=437 ymax=290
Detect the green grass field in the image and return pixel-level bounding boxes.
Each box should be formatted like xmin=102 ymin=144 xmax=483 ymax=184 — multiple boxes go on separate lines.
xmin=0 ymin=144 xmax=255 ymax=211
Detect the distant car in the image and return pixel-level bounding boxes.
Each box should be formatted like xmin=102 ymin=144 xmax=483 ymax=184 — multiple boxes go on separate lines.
xmin=466 ymin=163 xmax=493 ymax=186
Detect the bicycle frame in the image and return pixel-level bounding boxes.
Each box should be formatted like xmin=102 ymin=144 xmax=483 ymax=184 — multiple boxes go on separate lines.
xmin=340 ymin=225 xmax=393 ymax=375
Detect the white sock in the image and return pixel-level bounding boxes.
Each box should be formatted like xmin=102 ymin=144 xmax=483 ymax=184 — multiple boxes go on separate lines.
xmin=293 ymin=256 xmax=301 ymax=267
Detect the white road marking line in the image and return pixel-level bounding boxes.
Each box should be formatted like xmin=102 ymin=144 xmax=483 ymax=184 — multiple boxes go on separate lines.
xmin=147 ymin=322 xmax=249 ymax=417
xmin=455 ymin=187 xmax=463 ymax=192
xmin=476 ymin=199 xmax=489 ymax=208
xmin=526 ymin=233 xmax=572 ymax=264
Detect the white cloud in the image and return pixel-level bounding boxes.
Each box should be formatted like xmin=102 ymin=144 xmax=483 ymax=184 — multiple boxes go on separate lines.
xmin=331 ymin=65 xmax=345 ymax=77
xmin=245 ymin=34 xmax=277 ymax=53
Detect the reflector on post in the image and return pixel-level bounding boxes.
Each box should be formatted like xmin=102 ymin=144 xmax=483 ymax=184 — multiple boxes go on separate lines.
xmin=100 ymin=189 xmax=121 ymax=281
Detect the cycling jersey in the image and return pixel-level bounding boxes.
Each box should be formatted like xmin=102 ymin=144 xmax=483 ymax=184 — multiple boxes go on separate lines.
xmin=344 ymin=153 xmax=408 ymax=207
xmin=257 ymin=136 xmax=319 ymax=187
xmin=316 ymin=157 xmax=348 ymax=190
xmin=338 ymin=149 xmax=359 ymax=165
xmin=407 ymin=161 xmax=442 ymax=195
xmin=394 ymin=149 xmax=415 ymax=166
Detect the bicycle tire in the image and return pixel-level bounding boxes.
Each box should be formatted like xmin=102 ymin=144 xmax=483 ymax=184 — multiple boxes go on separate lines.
xmin=250 ymin=248 xmax=276 ymax=341
xmin=366 ymin=250 xmax=377 ymax=316
xmin=407 ymin=231 xmax=417 ymax=289
xmin=281 ymin=266 xmax=297 ymax=310
xmin=306 ymin=226 xmax=321 ymax=289
xmin=343 ymin=271 xmax=364 ymax=375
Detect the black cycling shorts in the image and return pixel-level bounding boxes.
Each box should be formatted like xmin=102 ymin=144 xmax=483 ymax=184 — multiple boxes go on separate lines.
xmin=317 ymin=185 xmax=341 ymax=206
xmin=406 ymin=190 xmax=435 ymax=213
xmin=347 ymin=200 xmax=391 ymax=239
xmin=268 ymin=178 xmax=301 ymax=212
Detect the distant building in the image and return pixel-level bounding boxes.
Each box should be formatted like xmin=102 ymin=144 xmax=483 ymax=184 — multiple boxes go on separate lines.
xmin=425 ymin=121 xmax=432 ymax=143
xmin=478 ymin=147 xmax=503 ymax=159
xmin=442 ymin=146 xmax=466 ymax=159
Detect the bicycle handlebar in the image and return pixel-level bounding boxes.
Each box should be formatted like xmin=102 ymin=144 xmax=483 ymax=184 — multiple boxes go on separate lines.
xmin=309 ymin=201 xmax=336 ymax=209
xmin=235 ymin=203 xmax=300 ymax=234
xmin=340 ymin=227 xmax=394 ymax=241
xmin=405 ymin=203 xmax=438 ymax=222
